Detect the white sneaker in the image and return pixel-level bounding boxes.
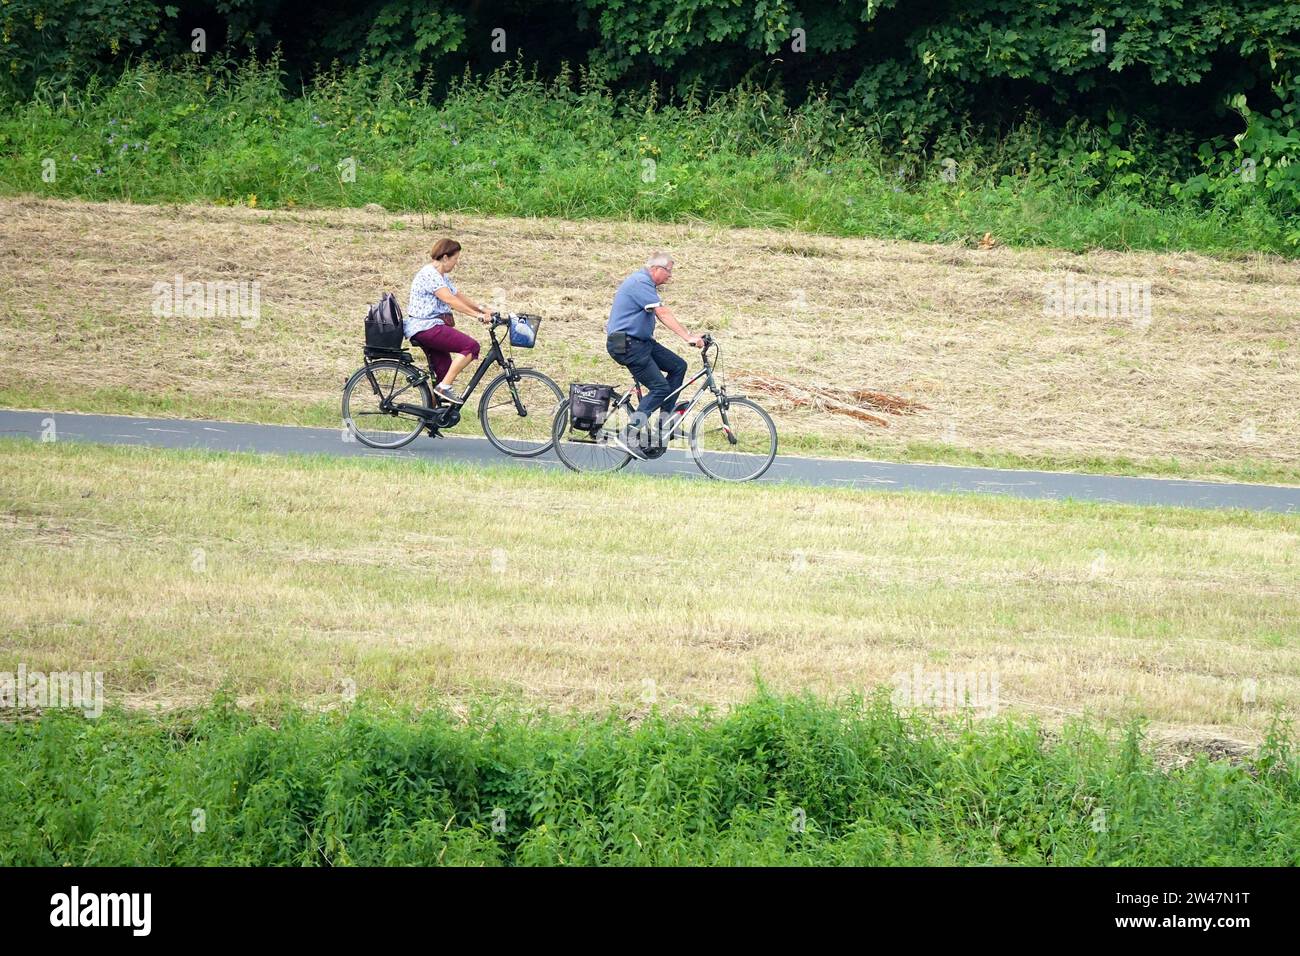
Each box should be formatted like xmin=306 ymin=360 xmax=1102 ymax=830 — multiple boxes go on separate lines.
xmin=605 ymin=430 xmax=648 ymax=461
xmin=434 ymin=384 xmax=465 ymax=405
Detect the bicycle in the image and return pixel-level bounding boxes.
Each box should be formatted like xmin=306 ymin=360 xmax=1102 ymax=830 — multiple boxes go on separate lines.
xmin=342 ymin=313 xmax=563 ymax=456
xmin=550 ymin=333 xmax=778 ymax=481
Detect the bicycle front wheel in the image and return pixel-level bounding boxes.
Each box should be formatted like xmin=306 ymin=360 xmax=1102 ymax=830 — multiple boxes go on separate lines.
xmin=478 ymin=369 xmax=564 ymax=457
xmin=342 ymin=360 xmax=432 ymax=449
xmin=551 ymin=399 xmax=634 ymax=474
xmin=688 ymin=396 xmax=778 ymax=481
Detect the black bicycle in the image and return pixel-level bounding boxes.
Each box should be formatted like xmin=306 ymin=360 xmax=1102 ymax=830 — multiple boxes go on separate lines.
xmin=550 ymin=333 xmax=778 ymax=481
xmin=342 ymin=313 xmax=562 ymax=455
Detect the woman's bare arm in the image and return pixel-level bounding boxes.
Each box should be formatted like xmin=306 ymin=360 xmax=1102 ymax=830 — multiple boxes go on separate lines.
xmin=436 ymin=288 xmax=489 ymax=319
xmin=457 ymin=292 xmax=487 ymax=314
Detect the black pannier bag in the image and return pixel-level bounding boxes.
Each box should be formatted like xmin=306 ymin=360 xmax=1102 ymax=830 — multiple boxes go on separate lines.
xmin=569 ymin=383 xmax=614 ymax=431
xmin=365 ymin=292 xmax=405 ymax=350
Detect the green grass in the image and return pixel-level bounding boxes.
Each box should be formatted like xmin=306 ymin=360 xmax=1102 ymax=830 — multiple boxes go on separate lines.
xmin=2 ymin=692 xmax=1297 ymax=866
xmin=4 ymin=439 xmax=1297 ymax=737
xmin=1 ymin=59 xmax=1294 ymax=258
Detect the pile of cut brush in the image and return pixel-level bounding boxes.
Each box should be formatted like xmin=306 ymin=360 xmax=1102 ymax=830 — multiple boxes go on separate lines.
xmin=733 ymin=374 xmax=928 ymax=427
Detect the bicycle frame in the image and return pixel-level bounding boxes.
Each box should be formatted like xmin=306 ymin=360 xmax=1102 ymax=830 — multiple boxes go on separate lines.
xmin=612 ymin=339 xmax=725 ymax=436
xmin=367 ymin=321 xmax=519 ymax=423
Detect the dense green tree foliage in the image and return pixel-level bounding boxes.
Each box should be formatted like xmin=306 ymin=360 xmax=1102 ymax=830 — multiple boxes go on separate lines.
xmin=2 ymin=2 xmax=1296 ymax=215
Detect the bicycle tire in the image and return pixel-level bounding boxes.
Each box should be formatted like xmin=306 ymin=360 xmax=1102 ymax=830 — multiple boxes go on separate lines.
xmin=478 ymin=368 xmax=564 ymax=457
xmin=688 ymin=396 xmax=778 ymax=481
xmin=342 ymin=359 xmax=432 ymax=449
xmin=551 ymin=399 xmax=634 ymax=474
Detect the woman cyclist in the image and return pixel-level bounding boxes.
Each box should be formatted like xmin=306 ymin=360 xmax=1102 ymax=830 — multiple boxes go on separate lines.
xmin=405 ymin=238 xmax=490 ymax=404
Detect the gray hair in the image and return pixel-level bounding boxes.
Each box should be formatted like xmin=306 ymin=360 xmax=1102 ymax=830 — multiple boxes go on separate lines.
xmin=646 ymin=252 xmax=674 ymax=270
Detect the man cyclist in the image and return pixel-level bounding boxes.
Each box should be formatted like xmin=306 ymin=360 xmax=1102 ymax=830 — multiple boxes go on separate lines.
xmin=605 ymin=252 xmax=705 ymax=455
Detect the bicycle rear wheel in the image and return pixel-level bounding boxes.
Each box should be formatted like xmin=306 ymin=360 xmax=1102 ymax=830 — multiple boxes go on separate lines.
xmin=342 ymin=360 xmax=432 ymax=449
xmin=688 ymin=396 xmax=778 ymax=481
xmin=478 ymin=368 xmax=564 ymax=457
xmin=551 ymin=399 xmax=634 ymax=474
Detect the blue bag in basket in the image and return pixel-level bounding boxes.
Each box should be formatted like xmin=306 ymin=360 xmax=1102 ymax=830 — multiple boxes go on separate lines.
xmin=508 ymin=313 xmax=541 ymax=348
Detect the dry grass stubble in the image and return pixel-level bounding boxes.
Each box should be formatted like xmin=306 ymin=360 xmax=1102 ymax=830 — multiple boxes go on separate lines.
xmin=0 ymin=197 xmax=1296 ymax=475
xmin=2 ymin=440 xmax=1296 ymax=746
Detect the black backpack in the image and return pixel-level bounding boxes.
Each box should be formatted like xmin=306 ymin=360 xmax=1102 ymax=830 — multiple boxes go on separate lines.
xmin=364 ymin=293 xmax=405 ymax=350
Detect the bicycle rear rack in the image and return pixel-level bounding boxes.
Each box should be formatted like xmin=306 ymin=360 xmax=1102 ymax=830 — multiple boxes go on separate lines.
xmin=364 ymin=346 xmax=415 ymax=364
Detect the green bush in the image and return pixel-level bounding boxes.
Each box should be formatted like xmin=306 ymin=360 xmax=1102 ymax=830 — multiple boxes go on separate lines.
xmin=1 ymin=59 xmax=1293 ymax=256
xmin=1 ymin=691 xmax=1296 ymax=865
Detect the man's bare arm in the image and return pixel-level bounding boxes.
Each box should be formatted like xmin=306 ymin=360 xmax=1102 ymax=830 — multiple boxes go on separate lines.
xmin=653 ymin=305 xmax=703 ymax=347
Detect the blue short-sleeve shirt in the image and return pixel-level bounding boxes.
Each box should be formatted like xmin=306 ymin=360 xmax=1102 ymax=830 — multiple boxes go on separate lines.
xmin=606 ymin=269 xmax=662 ymax=339
xmin=406 ymin=265 xmax=456 ymax=338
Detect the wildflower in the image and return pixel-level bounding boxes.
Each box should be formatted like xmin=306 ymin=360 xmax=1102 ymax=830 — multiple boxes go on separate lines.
xmin=71 ymin=154 xmax=78 ymax=162
xmin=94 ymin=168 xmax=103 ymax=176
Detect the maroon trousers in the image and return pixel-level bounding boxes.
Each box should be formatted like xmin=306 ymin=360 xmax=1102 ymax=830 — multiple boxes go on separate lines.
xmin=410 ymin=323 xmax=481 ymax=382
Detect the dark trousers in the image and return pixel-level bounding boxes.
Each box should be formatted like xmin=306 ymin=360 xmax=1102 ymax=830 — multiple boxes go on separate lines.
xmin=608 ymin=336 xmax=687 ymax=422
xmin=411 ymin=324 xmax=481 ymax=382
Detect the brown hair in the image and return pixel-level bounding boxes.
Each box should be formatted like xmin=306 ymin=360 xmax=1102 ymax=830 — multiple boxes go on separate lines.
xmin=430 ymin=238 xmax=462 ymax=262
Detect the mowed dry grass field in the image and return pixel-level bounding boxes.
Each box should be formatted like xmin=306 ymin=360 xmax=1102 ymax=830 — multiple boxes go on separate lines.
xmin=0 ymin=196 xmax=1297 ymax=479
xmin=2 ymin=441 xmax=1297 ymax=747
